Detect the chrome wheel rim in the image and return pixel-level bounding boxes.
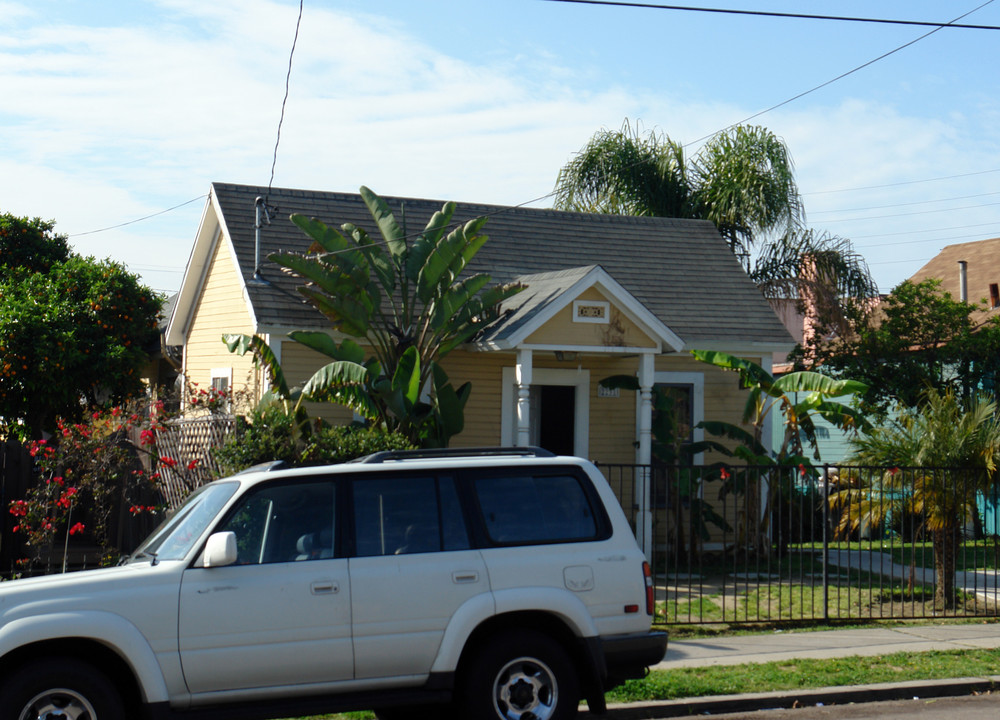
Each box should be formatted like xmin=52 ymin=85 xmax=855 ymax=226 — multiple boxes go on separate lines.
xmin=19 ymin=688 xmax=96 ymax=720
xmin=492 ymin=656 xmax=558 ymax=720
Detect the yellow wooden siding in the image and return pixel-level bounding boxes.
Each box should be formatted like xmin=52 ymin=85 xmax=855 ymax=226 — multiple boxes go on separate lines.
xmin=439 ymin=351 xmax=507 ymax=446
xmin=184 ymin=233 xmax=260 ymax=402
xmin=523 ymin=288 xmax=657 ymax=349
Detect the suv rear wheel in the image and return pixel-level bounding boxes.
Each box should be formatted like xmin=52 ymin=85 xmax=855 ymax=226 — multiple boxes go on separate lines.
xmin=460 ymin=629 xmax=580 ymax=720
xmin=0 ymin=658 xmax=125 ymax=720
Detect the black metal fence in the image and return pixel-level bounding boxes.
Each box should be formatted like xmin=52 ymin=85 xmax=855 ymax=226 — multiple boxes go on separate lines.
xmin=597 ymin=463 xmax=1000 ymax=626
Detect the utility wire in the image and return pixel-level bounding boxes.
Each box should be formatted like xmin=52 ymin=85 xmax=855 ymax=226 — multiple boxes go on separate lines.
xmin=811 ymin=190 xmax=1000 ymax=215
xmin=806 ymin=168 xmax=1000 ymax=195
xmin=68 ymin=195 xmax=207 ymax=237
xmin=687 ymin=0 xmax=996 ymax=145
xmin=266 ymin=0 xmax=304 ymax=203
xmin=541 ymin=0 xmax=1000 ymax=30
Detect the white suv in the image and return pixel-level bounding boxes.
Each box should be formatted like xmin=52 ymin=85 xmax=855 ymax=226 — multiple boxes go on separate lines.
xmin=0 ymin=448 xmax=666 ymax=720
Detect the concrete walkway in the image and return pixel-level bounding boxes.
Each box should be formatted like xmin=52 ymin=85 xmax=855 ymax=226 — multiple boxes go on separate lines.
xmin=824 ymin=548 xmax=1000 ymax=597
xmin=655 ymin=622 xmax=1000 ymax=670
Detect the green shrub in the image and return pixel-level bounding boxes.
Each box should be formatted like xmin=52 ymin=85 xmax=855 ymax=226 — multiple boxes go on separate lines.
xmin=213 ymin=406 xmax=413 ymax=475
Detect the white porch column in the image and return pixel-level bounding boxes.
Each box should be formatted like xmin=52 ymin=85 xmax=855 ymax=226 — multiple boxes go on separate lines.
xmin=515 ymin=349 xmax=533 ymax=447
xmin=636 ymin=353 xmax=655 ymax=562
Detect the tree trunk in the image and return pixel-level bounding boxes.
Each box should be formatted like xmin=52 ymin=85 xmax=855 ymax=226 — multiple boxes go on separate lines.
xmin=932 ymin=525 xmax=958 ymax=609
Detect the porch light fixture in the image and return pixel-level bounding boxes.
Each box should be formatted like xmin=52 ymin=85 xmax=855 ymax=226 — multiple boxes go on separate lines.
xmin=555 ymin=351 xmax=578 ymax=362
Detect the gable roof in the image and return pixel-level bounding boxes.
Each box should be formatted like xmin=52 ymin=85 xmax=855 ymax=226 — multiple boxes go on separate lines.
xmin=477 ymin=265 xmax=684 ymax=352
xmin=909 ymin=237 xmax=1000 ymax=322
xmin=168 ymin=182 xmax=793 ymax=351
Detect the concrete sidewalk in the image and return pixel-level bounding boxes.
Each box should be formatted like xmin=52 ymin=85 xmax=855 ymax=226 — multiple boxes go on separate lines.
xmin=655 ymin=622 xmax=1000 ymax=669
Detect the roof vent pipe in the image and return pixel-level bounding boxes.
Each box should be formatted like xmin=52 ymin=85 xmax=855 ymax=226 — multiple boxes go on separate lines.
xmin=959 ymin=260 xmax=968 ymax=303
xmin=248 ymin=196 xmax=271 ymax=287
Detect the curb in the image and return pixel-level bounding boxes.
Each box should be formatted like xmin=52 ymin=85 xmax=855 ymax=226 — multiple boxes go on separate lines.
xmin=581 ymin=676 xmax=1000 ymax=719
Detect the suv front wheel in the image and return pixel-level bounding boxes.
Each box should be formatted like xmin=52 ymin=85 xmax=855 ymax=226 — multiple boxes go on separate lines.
xmin=461 ymin=629 xmax=581 ymax=720
xmin=0 ymin=658 xmax=125 ymax=720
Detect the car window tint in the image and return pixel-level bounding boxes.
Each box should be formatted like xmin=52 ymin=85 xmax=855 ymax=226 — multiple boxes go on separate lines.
xmin=217 ymin=480 xmax=336 ymax=564
xmin=474 ymin=473 xmax=598 ymax=544
xmin=352 ymin=475 xmax=469 ymax=557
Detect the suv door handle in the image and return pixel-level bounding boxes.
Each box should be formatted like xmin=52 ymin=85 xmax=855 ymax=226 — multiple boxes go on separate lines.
xmin=452 ymin=571 xmax=479 ymax=584
xmin=311 ymin=580 xmax=340 ymax=595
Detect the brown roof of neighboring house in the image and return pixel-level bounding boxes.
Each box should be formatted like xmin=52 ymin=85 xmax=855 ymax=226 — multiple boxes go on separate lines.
xmin=207 ymin=182 xmax=793 ymax=348
xmin=909 ymin=236 xmax=1000 ymax=322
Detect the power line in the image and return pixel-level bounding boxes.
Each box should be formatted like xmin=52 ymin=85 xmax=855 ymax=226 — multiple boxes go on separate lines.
xmin=266 ymin=0 xmax=304 ymax=201
xmin=810 ymin=190 xmax=1000 ymax=215
xmin=541 ymin=0 xmax=1000 ymax=30
xmin=818 ymin=200 xmax=1000 ymax=224
xmin=686 ymin=0 xmax=996 ymax=145
xmin=805 ymin=168 xmax=1000 ymax=195
xmin=847 ymin=221 xmax=1000 ymax=241
xmin=68 ymin=195 xmax=207 ymax=237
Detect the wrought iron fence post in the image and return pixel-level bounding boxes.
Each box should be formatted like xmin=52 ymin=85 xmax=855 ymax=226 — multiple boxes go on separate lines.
xmin=822 ymin=463 xmax=830 ymax=622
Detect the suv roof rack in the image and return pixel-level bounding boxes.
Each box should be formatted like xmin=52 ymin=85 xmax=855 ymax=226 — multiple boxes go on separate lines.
xmin=234 ymin=460 xmax=289 ymax=475
xmin=352 ymin=447 xmax=556 ymax=464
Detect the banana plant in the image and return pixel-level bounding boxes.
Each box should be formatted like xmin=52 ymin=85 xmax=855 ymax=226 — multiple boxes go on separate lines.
xmin=223 ymin=333 xmax=373 ymax=443
xmin=226 ymin=333 xmax=471 ymax=448
xmin=269 ymin=187 xmax=522 ymax=447
xmin=690 ymin=349 xmax=869 ymax=555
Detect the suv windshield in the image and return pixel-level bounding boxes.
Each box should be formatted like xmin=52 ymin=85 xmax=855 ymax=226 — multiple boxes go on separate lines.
xmin=129 ymin=481 xmax=239 ymax=562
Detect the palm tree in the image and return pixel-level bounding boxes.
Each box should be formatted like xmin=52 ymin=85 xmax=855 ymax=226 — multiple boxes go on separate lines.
xmin=554 ymin=120 xmax=878 ymax=322
xmin=833 ymin=389 xmax=1000 ymax=608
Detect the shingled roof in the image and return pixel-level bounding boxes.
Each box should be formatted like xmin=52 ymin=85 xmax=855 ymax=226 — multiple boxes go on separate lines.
xmin=197 ymin=182 xmax=791 ymax=349
xmin=909 ymin=237 xmax=1000 ymax=322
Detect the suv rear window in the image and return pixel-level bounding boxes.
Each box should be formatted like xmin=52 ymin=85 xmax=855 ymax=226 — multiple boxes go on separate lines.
xmin=474 ymin=473 xmax=601 ymax=544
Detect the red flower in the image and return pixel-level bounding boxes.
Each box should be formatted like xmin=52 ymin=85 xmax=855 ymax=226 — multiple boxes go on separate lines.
xmin=159 ymin=456 xmax=178 ymax=469
xmin=798 ymin=463 xmax=807 ymax=477
xmin=187 ymin=459 xmax=199 ymax=471
xmin=69 ymin=522 xmax=85 ymax=536
xmin=720 ymin=468 xmax=730 ymax=481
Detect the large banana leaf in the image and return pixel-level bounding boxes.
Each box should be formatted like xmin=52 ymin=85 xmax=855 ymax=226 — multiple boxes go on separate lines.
xmin=223 ymin=333 xmax=290 ymax=398
xmin=772 ymin=371 xmax=867 ymax=398
xmin=406 ymin=204 xmax=455 ymax=284
xmin=360 ymin=186 xmax=407 ymax=263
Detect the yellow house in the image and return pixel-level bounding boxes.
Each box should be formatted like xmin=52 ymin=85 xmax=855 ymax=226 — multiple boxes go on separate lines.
xmin=166 ymin=183 xmax=794 ymax=550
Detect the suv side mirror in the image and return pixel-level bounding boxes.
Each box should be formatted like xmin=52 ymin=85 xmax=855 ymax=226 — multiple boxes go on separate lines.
xmin=203 ymin=531 xmax=238 ymax=567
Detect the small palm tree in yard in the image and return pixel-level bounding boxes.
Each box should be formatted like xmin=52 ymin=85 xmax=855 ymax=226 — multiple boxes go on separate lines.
xmin=834 ymin=389 xmax=1000 ymax=608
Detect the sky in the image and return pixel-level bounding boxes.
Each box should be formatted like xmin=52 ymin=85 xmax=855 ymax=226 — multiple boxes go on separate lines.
xmin=2 ymin=0 xmax=1000 ymax=298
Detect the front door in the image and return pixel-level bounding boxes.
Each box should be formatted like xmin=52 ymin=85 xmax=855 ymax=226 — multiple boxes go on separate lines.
xmin=533 ymin=385 xmax=576 ymax=456
xmin=178 ymin=478 xmax=353 ymax=695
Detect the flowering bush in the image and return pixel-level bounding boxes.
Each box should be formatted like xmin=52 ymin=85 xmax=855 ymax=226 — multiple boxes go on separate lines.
xmin=186 ymin=382 xmax=231 ymax=415
xmin=10 ymin=400 xmax=198 ymax=567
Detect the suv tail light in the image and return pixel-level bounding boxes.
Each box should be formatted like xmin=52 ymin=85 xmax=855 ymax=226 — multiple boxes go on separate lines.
xmin=643 ymin=561 xmax=654 ymax=616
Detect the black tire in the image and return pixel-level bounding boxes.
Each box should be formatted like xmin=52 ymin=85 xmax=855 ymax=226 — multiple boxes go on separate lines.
xmin=459 ymin=629 xmax=581 ymax=720
xmin=0 ymin=658 xmax=126 ymax=720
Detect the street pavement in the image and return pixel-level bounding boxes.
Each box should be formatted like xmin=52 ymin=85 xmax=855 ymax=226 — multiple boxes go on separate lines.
xmin=580 ymin=622 xmax=1000 ymax=718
